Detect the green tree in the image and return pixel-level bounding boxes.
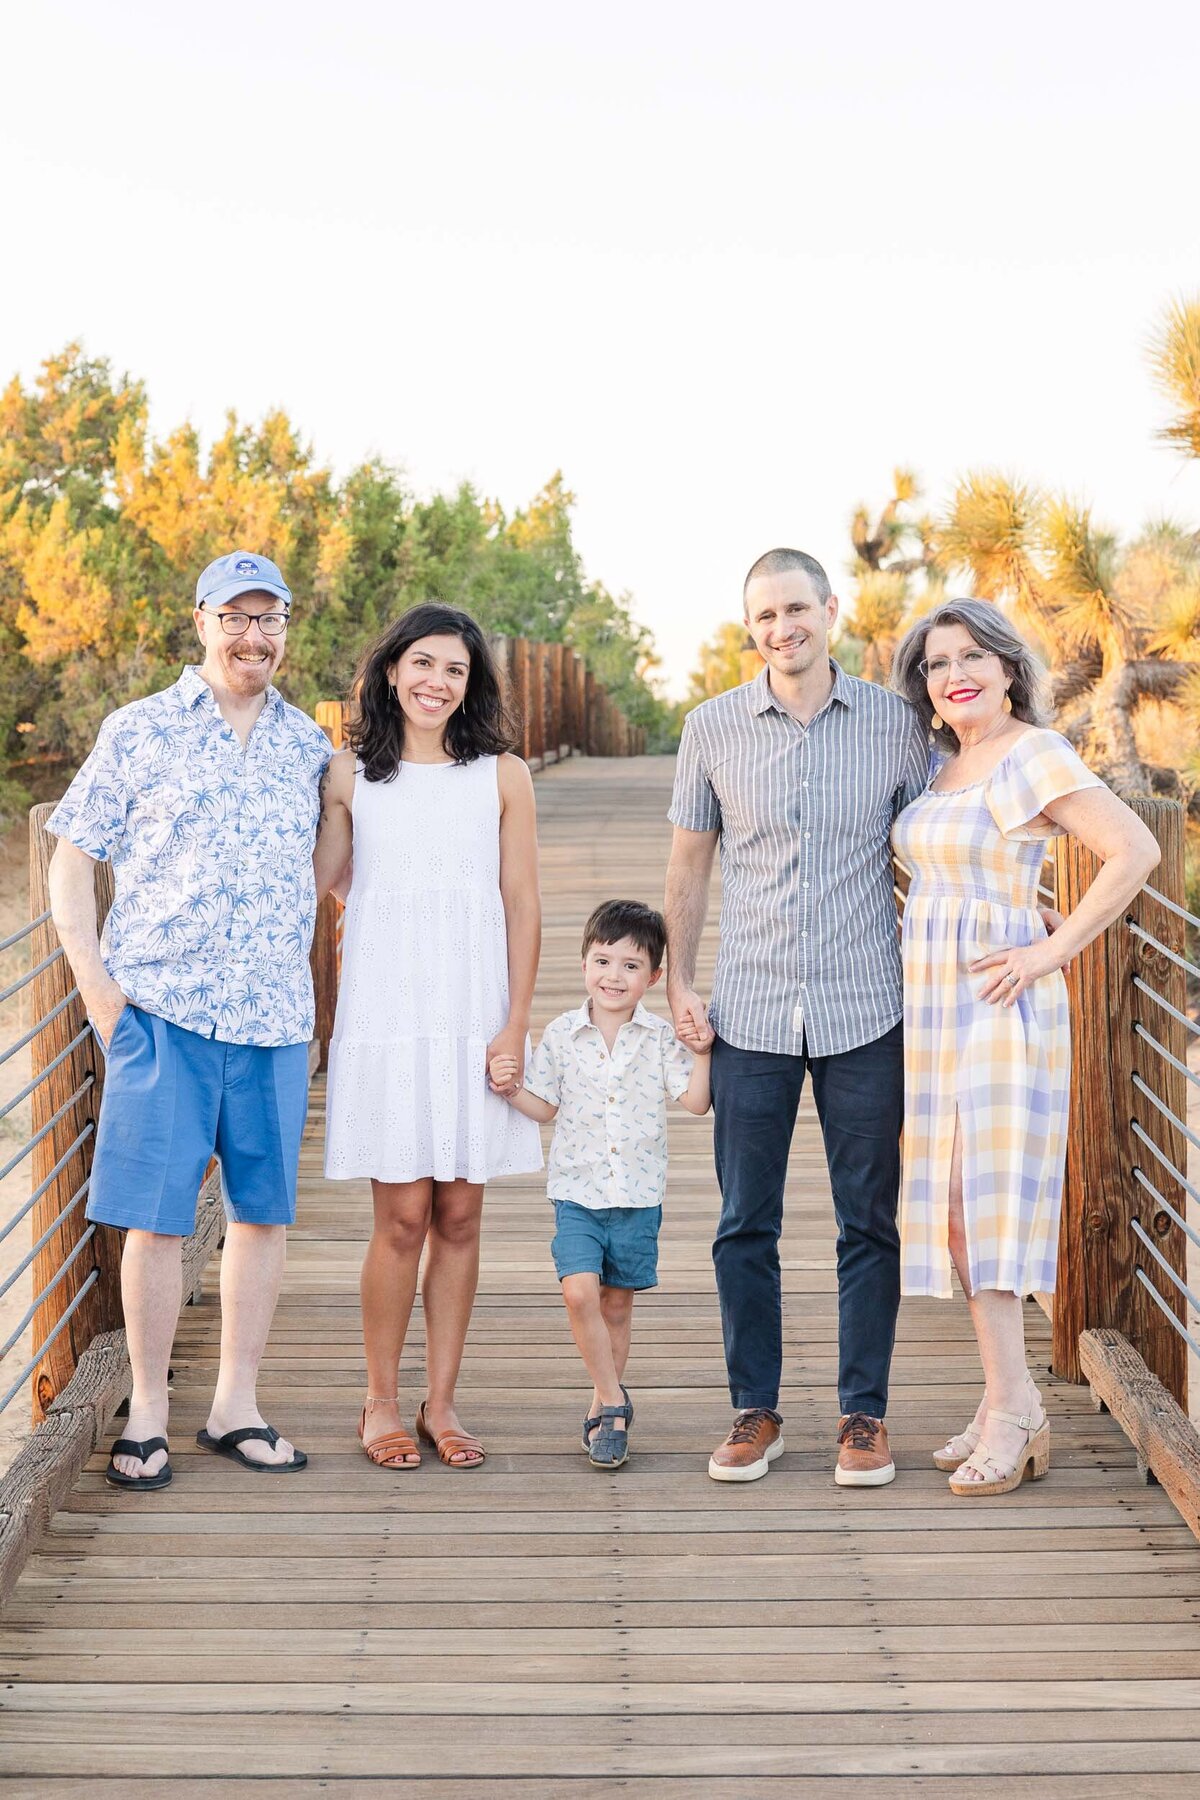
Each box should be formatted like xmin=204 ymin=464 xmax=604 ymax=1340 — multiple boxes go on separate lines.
xmin=0 ymin=345 xmax=673 ymax=788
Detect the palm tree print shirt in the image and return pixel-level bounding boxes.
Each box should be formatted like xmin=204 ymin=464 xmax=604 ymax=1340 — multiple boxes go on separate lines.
xmin=47 ymin=666 xmax=333 ymax=1046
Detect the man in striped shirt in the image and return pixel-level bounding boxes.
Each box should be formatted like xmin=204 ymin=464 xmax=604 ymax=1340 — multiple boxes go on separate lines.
xmin=665 ymin=549 xmax=927 ymax=1487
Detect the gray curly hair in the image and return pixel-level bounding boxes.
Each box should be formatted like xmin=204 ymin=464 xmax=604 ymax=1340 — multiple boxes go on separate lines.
xmin=891 ymin=598 xmax=1051 ymax=752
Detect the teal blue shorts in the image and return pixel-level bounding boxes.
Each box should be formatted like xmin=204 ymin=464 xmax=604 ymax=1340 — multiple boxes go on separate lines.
xmin=86 ymin=1005 xmax=309 ymax=1237
xmin=550 ymin=1200 xmax=661 ymax=1290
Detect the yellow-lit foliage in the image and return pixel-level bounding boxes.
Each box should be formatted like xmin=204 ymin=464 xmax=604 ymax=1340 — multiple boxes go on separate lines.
xmin=4 ymin=498 xmax=113 ymax=663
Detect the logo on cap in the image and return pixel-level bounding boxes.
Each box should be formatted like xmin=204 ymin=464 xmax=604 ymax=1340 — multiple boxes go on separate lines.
xmin=233 ymin=557 xmax=260 ymax=576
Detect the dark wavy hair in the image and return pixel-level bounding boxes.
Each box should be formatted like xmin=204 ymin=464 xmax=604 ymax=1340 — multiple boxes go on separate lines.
xmin=347 ymin=603 xmax=518 ymax=782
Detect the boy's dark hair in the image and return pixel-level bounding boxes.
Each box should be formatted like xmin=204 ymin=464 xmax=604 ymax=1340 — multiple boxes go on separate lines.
xmin=582 ymin=900 xmax=667 ymax=972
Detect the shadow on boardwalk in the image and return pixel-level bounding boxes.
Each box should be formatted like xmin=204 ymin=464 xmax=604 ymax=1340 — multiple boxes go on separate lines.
xmin=2 ymin=755 xmax=1199 ymax=1796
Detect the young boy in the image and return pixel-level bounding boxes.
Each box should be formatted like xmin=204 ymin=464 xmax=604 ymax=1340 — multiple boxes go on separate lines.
xmin=489 ymin=899 xmax=712 ymax=1469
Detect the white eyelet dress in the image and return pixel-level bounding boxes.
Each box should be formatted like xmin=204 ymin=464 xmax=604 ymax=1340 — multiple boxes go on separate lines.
xmin=324 ymin=756 xmax=543 ymax=1184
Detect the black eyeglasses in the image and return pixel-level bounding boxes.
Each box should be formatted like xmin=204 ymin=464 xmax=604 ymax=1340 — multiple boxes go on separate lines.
xmin=212 ymin=612 xmax=290 ymax=637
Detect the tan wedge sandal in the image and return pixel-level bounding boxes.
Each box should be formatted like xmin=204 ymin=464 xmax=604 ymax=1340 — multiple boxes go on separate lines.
xmin=933 ymin=1375 xmax=1040 ymax=1472
xmin=948 ymin=1403 xmax=1050 ymax=1497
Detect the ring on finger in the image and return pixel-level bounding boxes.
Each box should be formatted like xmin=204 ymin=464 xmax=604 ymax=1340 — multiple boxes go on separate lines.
xmin=1004 ymin=971 xmax=1018 ymax=988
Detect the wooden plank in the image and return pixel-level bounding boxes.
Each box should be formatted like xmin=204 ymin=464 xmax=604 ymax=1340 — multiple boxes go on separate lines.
xmin=2 ymin=755 xmax=1198 ymax=1791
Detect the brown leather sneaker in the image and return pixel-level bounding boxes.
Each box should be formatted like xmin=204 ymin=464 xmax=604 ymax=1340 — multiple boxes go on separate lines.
xmin=708 ymin=1408 xmax=784 ymax=1483
xmin=834 ymin=1412 xmax=896 ymax=1487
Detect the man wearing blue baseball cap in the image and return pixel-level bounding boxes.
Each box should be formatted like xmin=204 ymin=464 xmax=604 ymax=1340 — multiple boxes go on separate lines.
xmin=45 ymin=551 xmax=332 ymax=1489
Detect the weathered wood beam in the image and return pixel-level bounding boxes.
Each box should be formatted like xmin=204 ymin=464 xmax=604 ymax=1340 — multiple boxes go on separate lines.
xmin=1079 ymin=1327 xmax=1200 ymax=1540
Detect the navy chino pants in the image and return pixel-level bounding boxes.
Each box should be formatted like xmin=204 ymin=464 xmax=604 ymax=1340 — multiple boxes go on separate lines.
xmin=709 ymin=1023 xmax=903 ymax=1417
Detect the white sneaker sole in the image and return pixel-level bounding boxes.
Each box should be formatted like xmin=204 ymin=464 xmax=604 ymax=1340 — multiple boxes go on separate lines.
xmin=834 ymin=1458 xmax=896 ymax=1487
xmin=708 ymin=1435 xmax=785 ymax=1483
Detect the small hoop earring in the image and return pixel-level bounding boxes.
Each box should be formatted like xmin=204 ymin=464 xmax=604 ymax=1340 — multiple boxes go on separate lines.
xmin=930 ymin=713 xmax=944 ymax=733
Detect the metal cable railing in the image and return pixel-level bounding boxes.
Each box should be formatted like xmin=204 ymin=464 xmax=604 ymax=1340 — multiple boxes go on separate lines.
xmin=0 ymin=871 xmax=107 ymax=1422
xmin=1116 ymin=885 xmax=1200 ymax=1403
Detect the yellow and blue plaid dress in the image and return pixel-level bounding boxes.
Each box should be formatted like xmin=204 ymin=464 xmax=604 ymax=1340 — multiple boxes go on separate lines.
xmin=891 ymin=729 xmax=1104 ymax=1298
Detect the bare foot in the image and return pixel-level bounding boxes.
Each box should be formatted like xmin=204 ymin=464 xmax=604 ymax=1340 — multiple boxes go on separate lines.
xmin=361 ymin=1397 xmax=419 ymax=1465
xmin=112 ymin=1406 xmax=169 ymax=1480
xmin=421 ymin=1398 xmax=484 ymax=1465
xmin=936 ymin=1392 xmax=988 ymax=1461
xmin=954 ymin=1390 xmax=1045 ymax=1483
xmin=204 ymin=1408 xmax=298 ymax=1467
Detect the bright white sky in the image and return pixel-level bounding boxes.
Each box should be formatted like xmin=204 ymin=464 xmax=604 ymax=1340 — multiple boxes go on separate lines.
xmin=3 ymin=2 xmax=1199 ymax=695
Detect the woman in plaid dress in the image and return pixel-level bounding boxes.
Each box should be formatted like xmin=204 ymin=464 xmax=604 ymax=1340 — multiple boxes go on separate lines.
xmin=890 ymin=601 xmax=1160 ymax=1496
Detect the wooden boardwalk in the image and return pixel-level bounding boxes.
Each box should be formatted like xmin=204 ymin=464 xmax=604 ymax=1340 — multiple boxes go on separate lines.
xmin=3 ymin=754 xmax=1200 ymax=1795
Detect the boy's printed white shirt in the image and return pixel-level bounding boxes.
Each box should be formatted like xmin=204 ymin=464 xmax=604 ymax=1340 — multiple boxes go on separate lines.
xmin=46 ymin=666 xmax=332 ymax=1047
xmin=525 ymin=1000 xmax=694 ymax=1209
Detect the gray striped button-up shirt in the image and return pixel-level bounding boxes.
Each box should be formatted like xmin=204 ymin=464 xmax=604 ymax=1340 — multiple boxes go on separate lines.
xmin=669 ymin=662 xmax=927 ymax=1058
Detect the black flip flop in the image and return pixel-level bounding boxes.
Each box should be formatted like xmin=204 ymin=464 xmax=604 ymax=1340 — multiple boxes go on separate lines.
xmin=195 ymin=1424 xmax=308 ymax=1472
xmin=105 ymin=1436 xmax=172 ymax=1491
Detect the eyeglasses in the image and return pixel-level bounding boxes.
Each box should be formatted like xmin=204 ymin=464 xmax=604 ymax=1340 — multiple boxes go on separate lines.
xmin=212 ymin=611 xmax=290 ymax=637
xmin=918 ymin=648 xmax=996 ymax=680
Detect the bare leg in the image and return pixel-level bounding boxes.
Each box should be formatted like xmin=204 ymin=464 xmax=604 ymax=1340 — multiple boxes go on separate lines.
xmin=113 ymin=1230 xmax=182 ymax=1479
xmin=421 ymin=1179 xmax=484 ymax=1461
xmin=562 ymin=1273 xmax=627 ymax=1440
xmin=947 ymin=1118 xmax=1043 ymax=1479
xmin=359 ymin=1178 xmax=432 ymax=1455
xmin=206 ymin=1223 xmax=296 ymax=1466
xmin=586 ymin=1284 xmax=635 ymax=1438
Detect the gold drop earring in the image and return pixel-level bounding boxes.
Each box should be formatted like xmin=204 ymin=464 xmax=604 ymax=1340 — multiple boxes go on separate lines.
xmin=930 ymin=712 xmax=944 ymax=732
xmin=1003 ymin=688 xmax=1013 ymax=714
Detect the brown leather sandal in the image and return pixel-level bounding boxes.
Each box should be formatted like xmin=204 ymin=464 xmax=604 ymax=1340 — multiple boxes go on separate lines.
xmin=357 ymin=1399 xmax=420 ymax=1469
xmin=415 ymin=1401 xmax=485 ymax=1469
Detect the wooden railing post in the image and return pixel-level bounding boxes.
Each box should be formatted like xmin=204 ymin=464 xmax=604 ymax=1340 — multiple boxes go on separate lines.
xmin=548 ymin=644 xmax=567 ymax=758
xmin=27 ymin=808 xmax=121 ymax=1423
xmin=510 ymin=639 xmax=532 ymax=762
xmin=567 ymin=655 xmax=577 ymax=750
xmin=529 ymin=643 xmax=546 ymax=768
xmin=573 ymin=654 xmax=587 ymax=751
xmin=1053 ymin=797 xmax=1188 ymax=1400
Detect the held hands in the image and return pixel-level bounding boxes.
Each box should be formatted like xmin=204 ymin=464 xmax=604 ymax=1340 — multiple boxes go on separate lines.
xmin=970 ymin=939 xmax=1062 ymax=1007
xmin=488 ymin=1052 xmax=522 ymax=1097
xmin=670 ymin=987 xmax=715 ymax=1053
xmin=487 ymin=1022 xmax=525 ymax=1097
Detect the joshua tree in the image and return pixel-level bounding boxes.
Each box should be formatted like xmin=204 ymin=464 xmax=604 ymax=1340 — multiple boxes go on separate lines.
xmin=938 ymin=473 xmax=1200 ymax=809
xmin=845 ymin=468 xmax=940 ymax=679
xmin=1150 ymin=296 xmax=1200 ymax=460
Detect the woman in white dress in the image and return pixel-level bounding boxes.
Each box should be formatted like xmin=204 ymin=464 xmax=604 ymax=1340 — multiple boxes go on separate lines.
xmin=315 ymin=605 xmax=542 ymax=1469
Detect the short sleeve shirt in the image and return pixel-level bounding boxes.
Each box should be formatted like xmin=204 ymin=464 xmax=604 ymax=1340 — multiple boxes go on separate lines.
xmin=46 ymin=666 xmax=333 ymax=1047
xmin=668 ymin=662 xmax=928 ymax=1057
xmin=525 ymin=1001 xmax=694 ymax=1209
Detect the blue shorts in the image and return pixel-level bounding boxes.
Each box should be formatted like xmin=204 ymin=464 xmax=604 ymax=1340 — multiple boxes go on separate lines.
xmin=550 ymin=1200 xmax=661 ymax=1290
xmin=86 ymin=1006 xmax=309 ymax=1237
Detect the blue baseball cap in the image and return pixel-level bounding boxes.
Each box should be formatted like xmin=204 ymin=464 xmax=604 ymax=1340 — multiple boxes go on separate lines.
xmin=195 ymin=551 xmax=292 ymax=611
